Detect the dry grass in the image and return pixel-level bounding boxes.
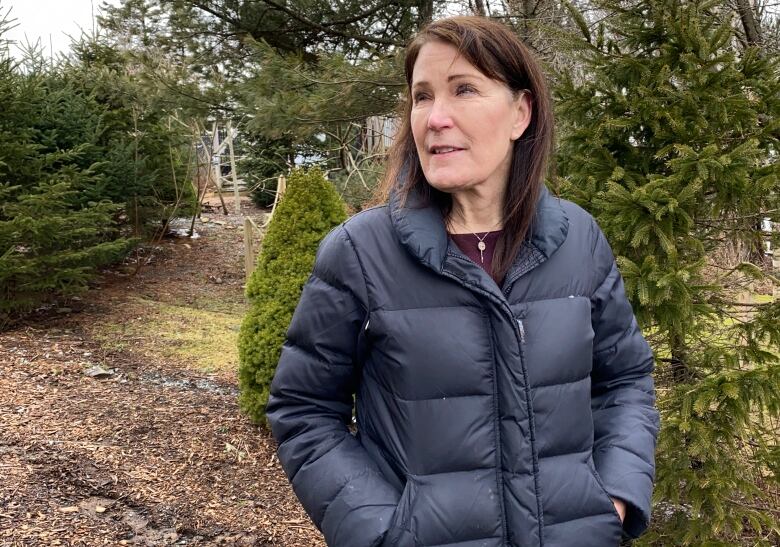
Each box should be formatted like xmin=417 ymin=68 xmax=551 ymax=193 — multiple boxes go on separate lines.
xmin=90 ymin=296 xmax=245 ymax=374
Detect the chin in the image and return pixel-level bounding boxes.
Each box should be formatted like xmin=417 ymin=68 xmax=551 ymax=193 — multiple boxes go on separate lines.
xmin=422 ymin=172 xmax=472 ymax=193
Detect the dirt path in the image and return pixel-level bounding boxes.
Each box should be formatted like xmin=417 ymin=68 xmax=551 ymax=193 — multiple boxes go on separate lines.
xmin=0 ymin=197 xmax=325 ymax=546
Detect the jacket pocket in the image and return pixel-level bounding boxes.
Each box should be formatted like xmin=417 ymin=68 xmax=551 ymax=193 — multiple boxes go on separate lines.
xmin=587 ymin=457 xmax=624 ymax=537
xmin=381 ymin=477 xmax=417 ymax=547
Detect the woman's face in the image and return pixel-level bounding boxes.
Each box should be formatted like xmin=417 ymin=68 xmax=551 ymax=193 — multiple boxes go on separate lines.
xmin=410 ymin=41 xmax=532 ymax=197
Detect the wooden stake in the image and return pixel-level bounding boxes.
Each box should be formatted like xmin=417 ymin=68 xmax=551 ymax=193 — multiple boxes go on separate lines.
xmin=244 ymin=217 xmax=255 ymax=284
xmin=227 ymin=120 xmax=241 ymax=215
xmin=211 ymin=122 xmax=228 ymax=215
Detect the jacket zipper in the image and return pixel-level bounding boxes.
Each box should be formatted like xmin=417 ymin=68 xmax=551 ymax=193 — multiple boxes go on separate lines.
xmin=441 ymin=263 xmax=545 ymax=546
xmin=516 ymin=319 xmax=526 ymax=344
xmin=514 ymin=315 xmax=544 ymax=547
xmin=486 ymin=315 xmax=510 ymax=547
xmin=440 ymin=270 xmax=510 ymax=545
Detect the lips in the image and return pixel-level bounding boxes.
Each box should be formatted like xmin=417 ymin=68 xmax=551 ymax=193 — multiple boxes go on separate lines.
xmin=429 ymin=145 xmax=465 ymax=155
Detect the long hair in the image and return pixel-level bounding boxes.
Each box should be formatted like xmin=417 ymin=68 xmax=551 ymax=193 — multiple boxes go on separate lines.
xmin=376 ymin=16 xmax=555 ymax=282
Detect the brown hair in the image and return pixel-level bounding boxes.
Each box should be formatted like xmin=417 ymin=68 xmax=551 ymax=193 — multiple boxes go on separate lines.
xmin=376 ymin=16 xmax=555 ymax=283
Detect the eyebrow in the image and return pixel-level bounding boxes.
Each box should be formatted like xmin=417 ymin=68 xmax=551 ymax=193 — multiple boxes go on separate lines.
xmin=411 ymin=73 xmax=485 ymax=89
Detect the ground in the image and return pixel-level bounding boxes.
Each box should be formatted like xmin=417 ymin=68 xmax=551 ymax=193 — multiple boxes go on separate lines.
xmin=0 ymin=196 xmax=326 ymax=546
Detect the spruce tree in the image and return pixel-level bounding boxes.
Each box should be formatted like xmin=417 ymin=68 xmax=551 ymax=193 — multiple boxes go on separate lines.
xmin=0 ymin=50 xmax=133 ymax=326
xmin=238 ymin=168 xmax=347 ymax=423
xmin=556 ymin=1 xmax=780 ymax=544
xmin=0 ymin=27 xmax=191 ymax=325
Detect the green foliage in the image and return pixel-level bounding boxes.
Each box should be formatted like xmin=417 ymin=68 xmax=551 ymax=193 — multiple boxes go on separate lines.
xmin=100 ymin=0 xmax=425 ymax=64
xmin=65 ymin=36 xmax=196 ymax=229
xmin=98 ymin=0 xmax=424 ymax=179
xmin=0 ymin=45 xmax=132 ymax=325
xmin=240 ymin=133 xmax=294 ymax=208
xmin=0 ymin=181 xmax=134 ymax=327
xmin=0 ymin=23 xmax=195 ymax=326
xmin=238 ymin=168 xmax=347 ymax=423
xmin=555 ymin=0 xmax=780 ymax=544
xmin=241 ymin=39 xmax=404 ymax=142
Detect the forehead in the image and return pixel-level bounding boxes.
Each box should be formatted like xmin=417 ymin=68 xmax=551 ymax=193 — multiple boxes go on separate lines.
xmin=411 ymin=41 xmax=484 ymax=86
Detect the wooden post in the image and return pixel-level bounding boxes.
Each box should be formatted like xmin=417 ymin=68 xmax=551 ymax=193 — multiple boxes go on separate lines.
xmin=227 ymin=120 xmax=241 ymax=215
xmin=277 ymin=174 xmax=287 ymax=203
xmin=212 ymin=122 xmax=221 ymax=190
xmin=244 ymin=217 xmax=255 ymax=284
xmin=261 ymin=173 xmax=288 ymax=228
xmin=210 ymin=122 xmax=228 ymax=215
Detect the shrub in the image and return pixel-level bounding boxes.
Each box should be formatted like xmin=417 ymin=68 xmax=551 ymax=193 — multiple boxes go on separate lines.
xmin=249 ymin=175 xmax=278 ymax=209
xmin=0 ymin=181 xmax=134 ymax=329
xmin=238 ymin=167 xmax=347 ymax=423
xmin=0 ymin=50 xmax=136 ymax=327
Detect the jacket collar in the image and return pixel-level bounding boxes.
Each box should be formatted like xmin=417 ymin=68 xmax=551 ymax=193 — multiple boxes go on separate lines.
xmin=389 ymin=183 xmax=569 ymax=292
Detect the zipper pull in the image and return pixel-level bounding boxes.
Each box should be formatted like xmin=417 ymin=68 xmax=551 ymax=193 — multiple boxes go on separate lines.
xmin=517 ymin=319 xmax=526 ymax=344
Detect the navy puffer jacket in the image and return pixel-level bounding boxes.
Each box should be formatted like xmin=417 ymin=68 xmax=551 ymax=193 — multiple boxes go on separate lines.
xmin=266 ymin=185 xmax=660 ymax=547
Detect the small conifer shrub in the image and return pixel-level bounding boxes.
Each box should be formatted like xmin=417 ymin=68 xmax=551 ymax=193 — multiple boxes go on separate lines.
xmin=238 ymin=167 xmax=347 ymax=423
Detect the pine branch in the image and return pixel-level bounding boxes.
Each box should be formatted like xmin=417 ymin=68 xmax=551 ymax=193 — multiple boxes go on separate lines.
xmin=294 ymin=72 xmax=404 ymax=88
xmin=189 ymin=0 xmax=405 ymax=48
xmin=726 ymin=497 xmax=780 ymax=516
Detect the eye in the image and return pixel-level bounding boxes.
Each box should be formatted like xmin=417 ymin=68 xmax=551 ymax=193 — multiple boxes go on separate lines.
xmin=413 ymin=91 xmax=430 ymax=104
xmin=456 ymin=83 xmax=477 ymax=95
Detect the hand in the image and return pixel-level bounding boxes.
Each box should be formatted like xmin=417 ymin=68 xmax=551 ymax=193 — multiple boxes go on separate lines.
xmin=610 ymin=497 xmax=626 ymax=523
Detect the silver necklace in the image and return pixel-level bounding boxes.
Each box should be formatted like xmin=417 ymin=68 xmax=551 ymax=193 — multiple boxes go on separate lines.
xmin=447 ymin=216 xmax=501 ymax=264
xmin=474 ymin=231 xmax=490 ymax=263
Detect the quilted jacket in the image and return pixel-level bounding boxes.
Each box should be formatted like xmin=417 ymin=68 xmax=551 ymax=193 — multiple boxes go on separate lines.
xmin=266 ymin=185 xmax=660 ymax=547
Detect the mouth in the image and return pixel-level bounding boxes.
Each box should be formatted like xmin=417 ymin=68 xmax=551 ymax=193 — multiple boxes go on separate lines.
xmin=429 ymin=145 xmax=465 ymax=157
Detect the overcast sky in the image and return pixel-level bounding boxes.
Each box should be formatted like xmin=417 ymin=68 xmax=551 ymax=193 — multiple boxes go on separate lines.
xmin=2 ymin=0 xmax=119 ymax=59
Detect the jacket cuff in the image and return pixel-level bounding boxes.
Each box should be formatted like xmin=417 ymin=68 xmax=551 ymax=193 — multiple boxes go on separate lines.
xmin=594 ymin=446 xmax=654 ymax=538
xmin=319 ymin=471 xmax=399 ymax=547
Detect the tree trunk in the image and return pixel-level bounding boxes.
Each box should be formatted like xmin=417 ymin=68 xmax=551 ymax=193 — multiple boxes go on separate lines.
xmin=669 ymin=331 xmax=691 ymax=384
xmin=735 ymin=0 xmax=762 ymax=46
xmin=418 ymin=0 xmax=433 ymax=27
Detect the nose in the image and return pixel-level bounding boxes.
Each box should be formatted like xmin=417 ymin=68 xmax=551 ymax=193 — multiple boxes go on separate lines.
xmin=426 ymin=98 xmax=454 ymax=131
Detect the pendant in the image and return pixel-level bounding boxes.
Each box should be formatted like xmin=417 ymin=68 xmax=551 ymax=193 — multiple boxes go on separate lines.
xmin=477 ymin=241 xmax=486 ymax=251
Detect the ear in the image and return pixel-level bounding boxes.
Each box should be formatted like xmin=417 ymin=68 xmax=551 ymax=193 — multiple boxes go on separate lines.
xmin=510 ymin=90 xmax=533 ymax=141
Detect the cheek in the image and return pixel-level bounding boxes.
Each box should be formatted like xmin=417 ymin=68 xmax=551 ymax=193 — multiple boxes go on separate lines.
xmin=410 ymin=113 xmax=426 ymax=150
xmin=475 ymin=109 xmax=514 ymax=153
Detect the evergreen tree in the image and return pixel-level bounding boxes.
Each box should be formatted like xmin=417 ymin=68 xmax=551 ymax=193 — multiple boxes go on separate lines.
xmin=0 ymin=48 xmax=133 ymax=327
xmin=97 ymin=0 xmax=428 ymax=188
xmin=97 ymin=1 xmax=592 ymax=199
xmin=65 ymin=35 xmax=196 ymax=230
xmin=555 ymin=0 xmax=780 ymax=544
xmin=0 ymin=22 xmax=192 ymax=326
xmin=0 ymin=182 xmax=133 ymax=327
xmin=238 ymin=168 xmax=347 ymax=423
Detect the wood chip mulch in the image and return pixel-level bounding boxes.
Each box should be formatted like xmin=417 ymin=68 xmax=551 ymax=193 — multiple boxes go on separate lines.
xmin=0 ymin=198 xmax=326 ymax=546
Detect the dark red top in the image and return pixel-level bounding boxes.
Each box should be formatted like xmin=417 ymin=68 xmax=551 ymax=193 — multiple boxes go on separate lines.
xmin=449 ymin=230 xmax=503 ymax=283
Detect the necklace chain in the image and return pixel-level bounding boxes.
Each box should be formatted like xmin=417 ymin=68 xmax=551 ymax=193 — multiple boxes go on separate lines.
xmin=474 ymin=232 xmax=490 ymax=263
xmin=447 ymin=216 xmax=501 ymax=264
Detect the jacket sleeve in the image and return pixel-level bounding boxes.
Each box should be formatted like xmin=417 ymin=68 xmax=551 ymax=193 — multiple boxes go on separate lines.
xmin=265 ymin=225 xmax=399 ymax=546
xmin=589 ymin=225 xmax=660 ymax=539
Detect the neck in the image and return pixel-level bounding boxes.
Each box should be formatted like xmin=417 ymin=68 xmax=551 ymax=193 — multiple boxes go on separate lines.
xmin=446 ymin=186 xmax=505 ymax=234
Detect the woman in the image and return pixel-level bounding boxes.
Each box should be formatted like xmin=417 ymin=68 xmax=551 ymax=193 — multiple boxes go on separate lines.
xmin=266 ymin=16 xmax=659 ymax=547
